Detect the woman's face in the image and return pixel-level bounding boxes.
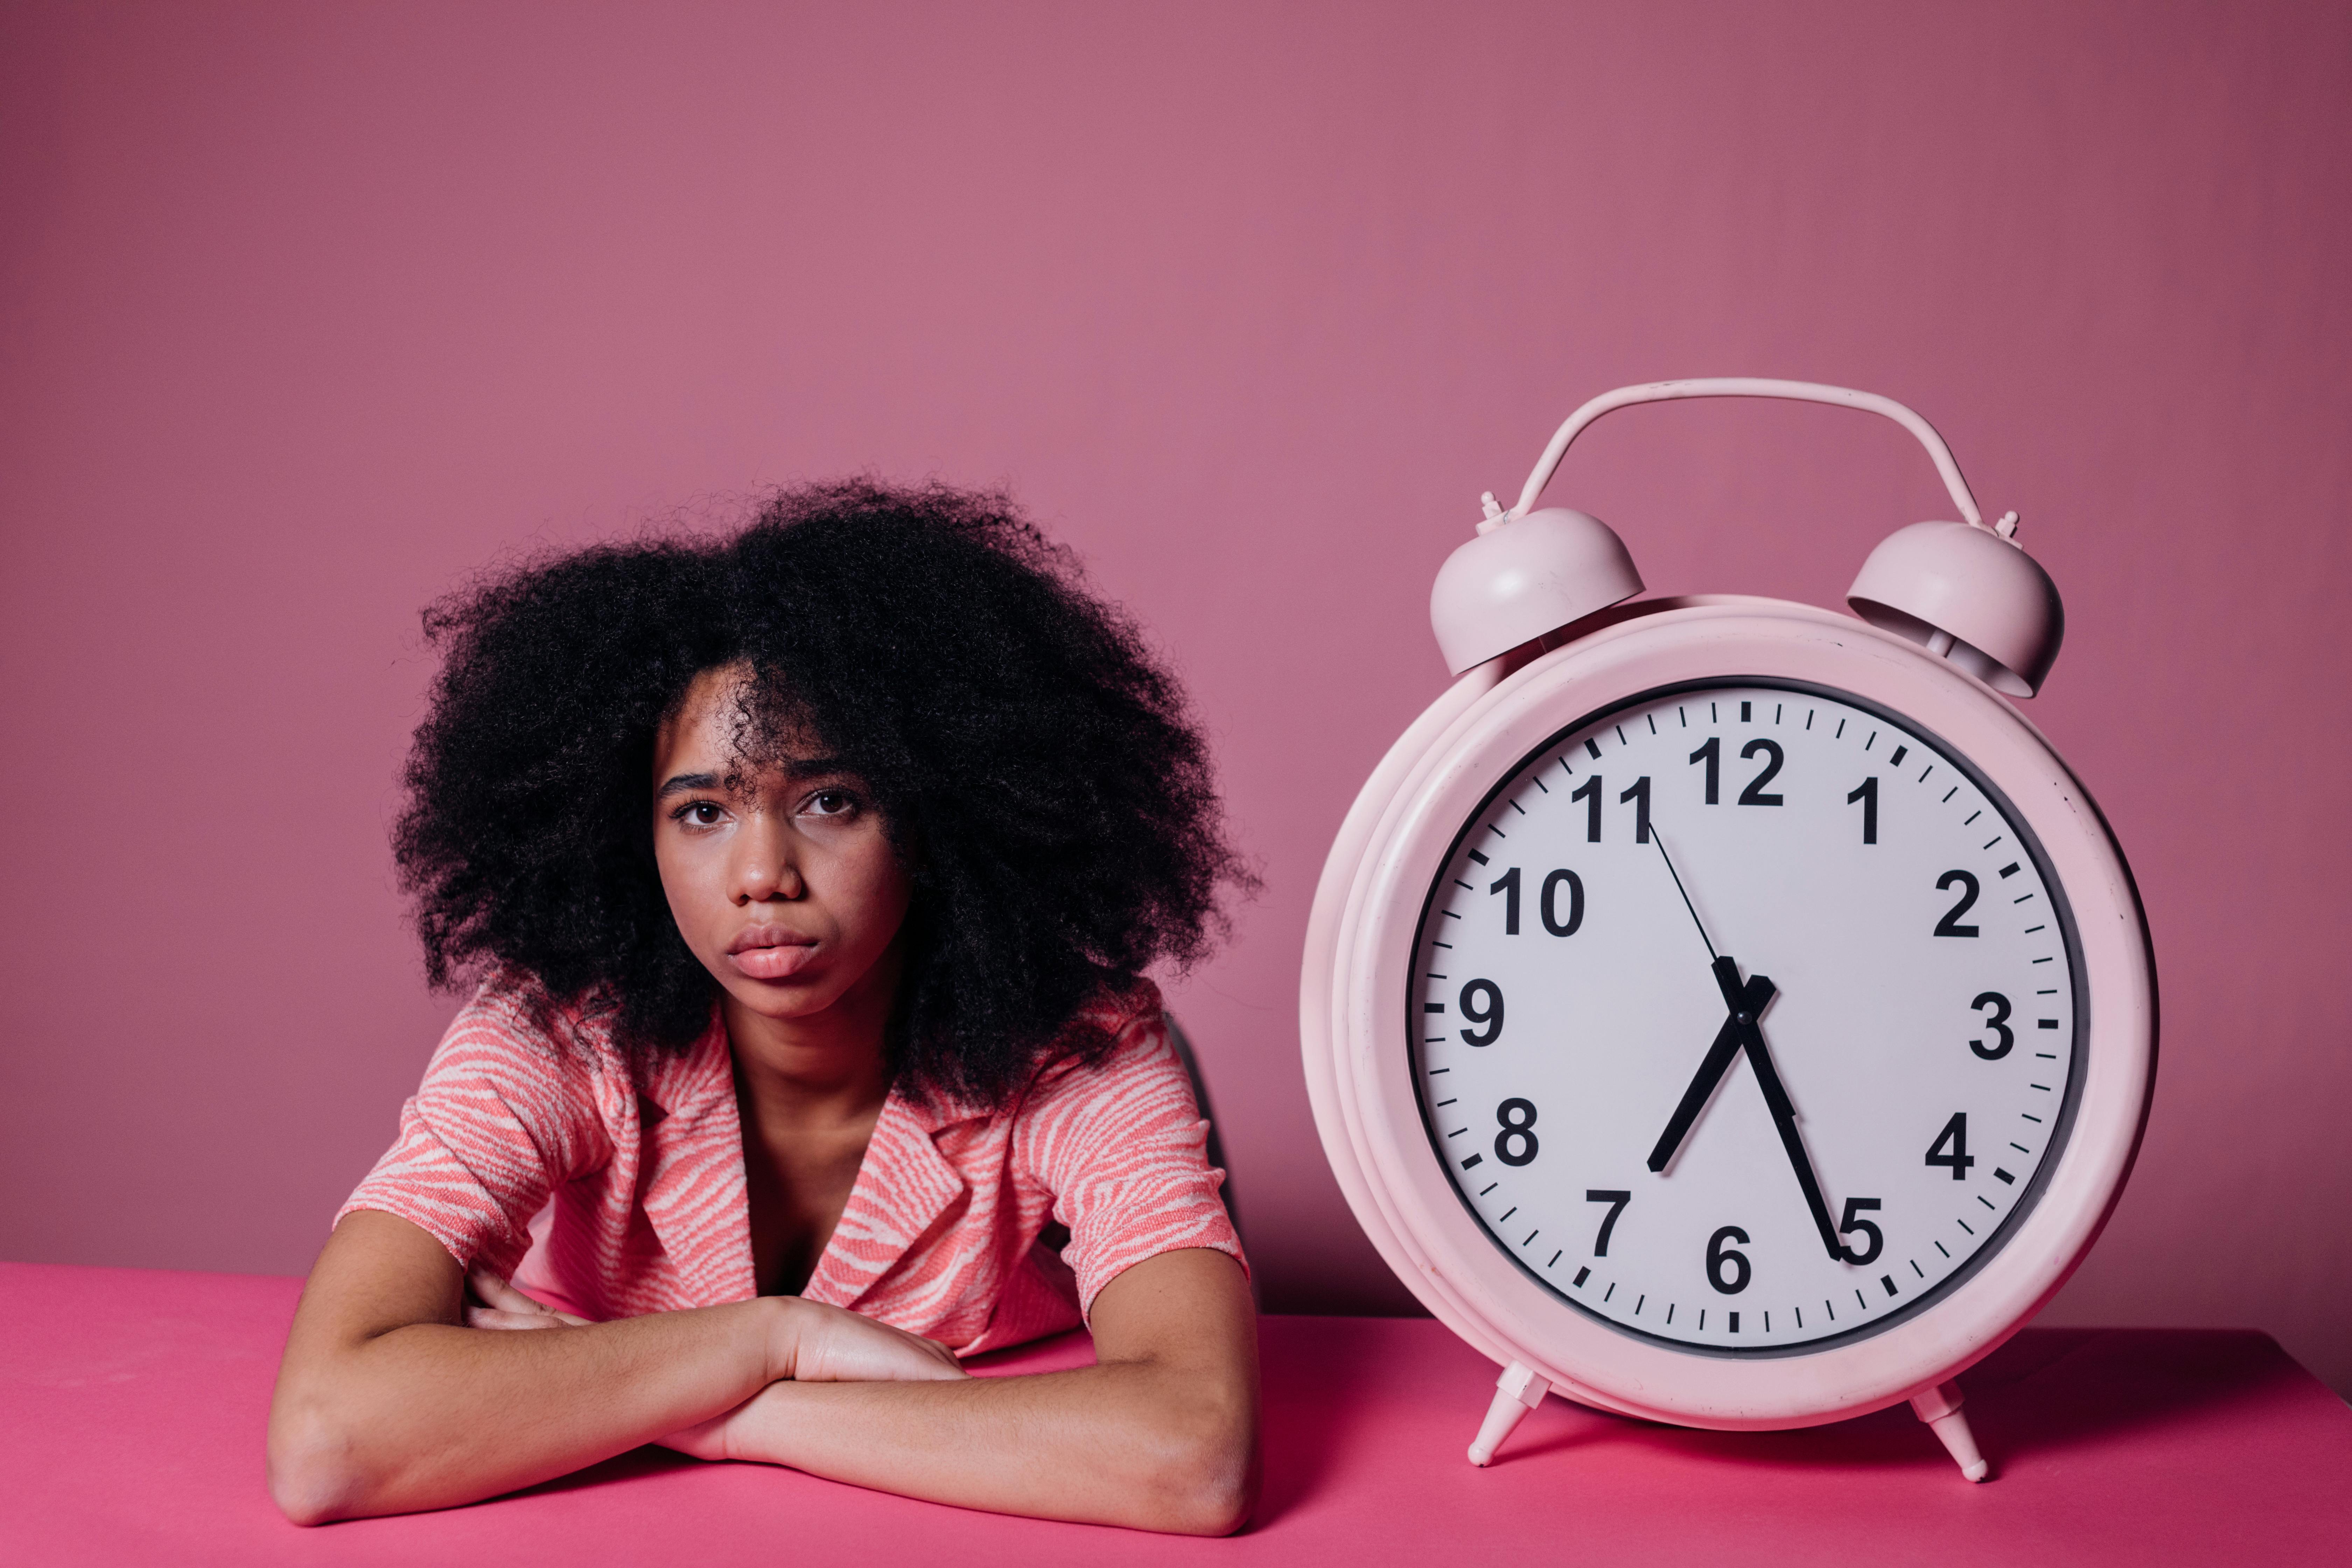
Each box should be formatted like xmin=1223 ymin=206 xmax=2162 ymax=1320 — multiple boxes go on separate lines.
xmin=650 ymin=665 xmax=912 ymax=1032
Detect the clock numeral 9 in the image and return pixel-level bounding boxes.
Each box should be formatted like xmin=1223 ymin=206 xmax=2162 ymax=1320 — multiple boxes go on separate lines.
xmin=1458 ymin=979 xmax=1505 ymax=1046
xmin=1706 ymin=1226 xmax=1752 ymax=1294
xmin=1934 ymin=870 xmax=1981 ymax=937
xmin=1926 ymin=1112 xmax=1975 ymax=1180
xmin=1969 ymin=992 xmax=2014 ymax=1059
xmin=1486 ymin=866 xmax=1584 ymax=936
xmin=1837 ymin=1197 xmax=1884 ymax=1265
xmin=1493 ymin=1098 xmax=1539 ymax=1166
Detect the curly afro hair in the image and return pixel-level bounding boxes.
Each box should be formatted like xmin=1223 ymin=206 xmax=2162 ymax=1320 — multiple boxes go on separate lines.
xmin=393 ymin=479 xmax=1252 ymax=1109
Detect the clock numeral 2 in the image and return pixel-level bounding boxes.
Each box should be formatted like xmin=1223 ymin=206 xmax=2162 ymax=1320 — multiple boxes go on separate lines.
xmin=1458 ymin=979 xmax=1505 ymax=1046
xmin=1584 ymin=1189 xmax=1630 ymax=1256
xmin=1493 ymin=1099 xmax=1539 ymax=1166
xmin=1485 ymin=867 xmax=1584 ymax=937
xmin=1934 ymin=870 xmax=1981 ymax=937
xmin=1926 ymin=1112 xmax=1975 ymax=1180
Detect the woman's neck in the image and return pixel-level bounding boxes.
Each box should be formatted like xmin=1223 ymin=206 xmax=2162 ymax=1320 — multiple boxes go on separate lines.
xmin=721 ymin=943 xmax=899 ymax=1128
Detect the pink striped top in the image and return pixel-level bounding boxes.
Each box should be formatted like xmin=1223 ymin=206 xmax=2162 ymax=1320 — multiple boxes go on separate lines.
xmin=337 ymin=977 xmax=1244 ymax=1355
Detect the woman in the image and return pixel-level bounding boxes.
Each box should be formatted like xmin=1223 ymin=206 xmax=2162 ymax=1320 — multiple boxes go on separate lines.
xmin=268 ymin=483 xmax=1259 ymax=1533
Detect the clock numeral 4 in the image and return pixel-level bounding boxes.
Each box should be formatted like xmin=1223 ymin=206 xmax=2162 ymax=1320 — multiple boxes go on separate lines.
xmin=1926 ymin=1112 xmax=1975 ymax=1180
xmin=1837 ymin=1197 xmax=1884 ymax=1264
xmin=1485 ymin=866 xmax=1583 ymax=937
xmin=1493 ymin=1099 xmax=1539 ymax=1166
xmin=1969 ymin=992 xmax=2014 ymax=1059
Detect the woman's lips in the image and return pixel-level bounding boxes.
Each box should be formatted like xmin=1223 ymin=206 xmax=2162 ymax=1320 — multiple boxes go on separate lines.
xmin=727 ymin=928 xmax=818 ymax=981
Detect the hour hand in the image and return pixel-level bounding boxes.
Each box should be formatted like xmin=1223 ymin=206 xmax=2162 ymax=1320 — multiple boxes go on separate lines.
xmin=1647 ymin=970 xmax=1776 ymax=1174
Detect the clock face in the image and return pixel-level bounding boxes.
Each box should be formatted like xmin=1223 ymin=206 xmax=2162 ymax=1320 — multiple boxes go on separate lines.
xmin=1410 ymin=679 xmax=2085 ymax=1356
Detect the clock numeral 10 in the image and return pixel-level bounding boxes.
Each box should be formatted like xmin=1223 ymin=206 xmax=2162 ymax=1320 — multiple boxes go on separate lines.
xmin=1926 ymin=1112 xmax=1975 ymax=1179
xmin=1486 ymin=866 xmax=1584 ymax=936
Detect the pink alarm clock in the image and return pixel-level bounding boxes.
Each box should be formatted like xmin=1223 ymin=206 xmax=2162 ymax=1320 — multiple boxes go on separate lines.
xmin=1300 ymin=379 xmax=2156 ymax=1481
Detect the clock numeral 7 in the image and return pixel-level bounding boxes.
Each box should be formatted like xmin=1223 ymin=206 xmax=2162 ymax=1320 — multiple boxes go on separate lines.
xmin=1486 ymin=867 xmax=1584 ymax=936
xmin=1567 ymin=774 xmax=1652 ymax=844
xmin=1584 ymin=1189 xmax=1630 ymax=1256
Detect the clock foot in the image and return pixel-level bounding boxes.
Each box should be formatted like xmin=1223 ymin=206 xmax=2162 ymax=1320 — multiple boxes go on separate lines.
xmin=1468 ymin=1360 xmax=1550 ymax=1466
xmin=1910 ymin=1379 xmax=1991 ymax=1482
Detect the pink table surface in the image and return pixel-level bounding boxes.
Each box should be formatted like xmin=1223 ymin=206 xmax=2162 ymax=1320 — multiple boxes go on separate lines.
xmin=4 ymin=1262 xmax=2348 ymax=1565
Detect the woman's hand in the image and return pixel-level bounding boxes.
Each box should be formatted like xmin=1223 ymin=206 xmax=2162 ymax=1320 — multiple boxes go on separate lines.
xmin=463 ymin=1268 xmax=591 ymax=1331
xmin=660 ymin=1298 xmax=964 ymax=1462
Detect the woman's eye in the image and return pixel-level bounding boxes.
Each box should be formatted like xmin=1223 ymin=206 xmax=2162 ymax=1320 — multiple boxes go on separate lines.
xmin=677 ymin=802 xmax=724 ymax=827
xmin=807 ymin=790 xmax=854 ymax=817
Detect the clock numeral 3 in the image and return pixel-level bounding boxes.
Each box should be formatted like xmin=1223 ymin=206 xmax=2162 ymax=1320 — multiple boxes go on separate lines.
xmin=1706 ymin=1226 xmax=1752 ymax=1295
xmin=1837 ymin=1197 xmax=1884 ymax=1265
xmin=1493 ymin=1099 xmax=1540 ymax=1166
xmin=1926 ymin=1112 xmax=1975 ymax=1180
xmin=1969 ymin=992 xmax=2014 ymax=1059
xmin=1458 ymin=980 xmax=1505 ymax=1046
xmin=1934 ymin=870 xmax=1981 ymax=937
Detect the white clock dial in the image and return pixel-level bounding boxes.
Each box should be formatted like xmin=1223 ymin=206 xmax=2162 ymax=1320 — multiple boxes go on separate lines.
xmin=1412 ymin=680 xmax=2084 ymax=1353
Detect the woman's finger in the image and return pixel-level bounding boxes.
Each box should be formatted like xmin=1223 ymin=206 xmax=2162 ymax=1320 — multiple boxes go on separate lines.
xmin=465 ymin=1306 xmax=568 ymax=1331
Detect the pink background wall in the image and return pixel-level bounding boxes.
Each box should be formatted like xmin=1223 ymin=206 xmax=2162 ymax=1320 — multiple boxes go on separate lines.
xmin=5 ymin=3 xmax=2348 ymax=1390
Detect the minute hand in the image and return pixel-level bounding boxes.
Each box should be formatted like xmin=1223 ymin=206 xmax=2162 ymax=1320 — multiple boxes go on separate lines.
xmin=1738 ymin=1022 xmax=1846 ymax=1262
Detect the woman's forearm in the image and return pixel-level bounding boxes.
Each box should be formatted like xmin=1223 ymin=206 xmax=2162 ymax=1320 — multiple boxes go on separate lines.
xmin=271 ymin=1295 xmax=786 ymax=1522
xmin=709 ymin=1347 xmax=1258 ymax=1535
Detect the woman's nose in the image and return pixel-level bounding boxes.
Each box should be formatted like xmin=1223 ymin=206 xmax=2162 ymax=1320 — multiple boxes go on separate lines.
xmin=729 ymin=816 xmax=803 ymax=904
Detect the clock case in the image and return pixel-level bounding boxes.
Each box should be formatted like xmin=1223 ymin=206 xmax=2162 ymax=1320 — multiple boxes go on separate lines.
xmin=1298 ymin=382 xmax=2157 ymax=1479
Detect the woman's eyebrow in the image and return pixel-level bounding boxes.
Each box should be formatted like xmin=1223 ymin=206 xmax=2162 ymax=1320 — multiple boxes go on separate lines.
xmin=654 ymin=772 xmax=722 ymax=799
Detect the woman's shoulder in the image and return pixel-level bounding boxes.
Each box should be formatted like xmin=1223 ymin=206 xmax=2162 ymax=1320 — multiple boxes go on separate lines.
xmin=424 ymin=970 xmax=637 ymax=1091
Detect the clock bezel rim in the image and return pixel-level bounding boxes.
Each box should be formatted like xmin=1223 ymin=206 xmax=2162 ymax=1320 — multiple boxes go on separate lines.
xmin=1404 ymin=674 xmax=2090 ymax=1358
xmin=1318 ymin=598 xmax=2155 ymax=1428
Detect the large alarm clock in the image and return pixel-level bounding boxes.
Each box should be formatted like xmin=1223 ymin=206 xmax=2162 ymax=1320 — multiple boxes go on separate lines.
xmin=1301 ymin=379 xmax=2155 ymax=1481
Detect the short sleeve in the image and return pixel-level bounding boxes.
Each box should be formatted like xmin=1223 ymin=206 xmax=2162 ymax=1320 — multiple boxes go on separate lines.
xmin=334 ymin=982 xmax=612 ymax=1279
xmin=1016 ymin=1003 xmax=1247 ymax=1317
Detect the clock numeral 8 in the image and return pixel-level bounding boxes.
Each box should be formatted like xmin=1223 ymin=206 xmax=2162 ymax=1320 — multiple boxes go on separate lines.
xmin=1493 ymin=1099 xmax=1539 ymax=1166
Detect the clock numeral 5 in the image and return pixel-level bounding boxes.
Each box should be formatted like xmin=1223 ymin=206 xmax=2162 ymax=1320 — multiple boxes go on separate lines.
xmin=1486 ymin=866 xmax=1584 ymax=936
xmin=1837 ymin=1197 xmax=1884 ymax=1265
xmin=1926 ymin=1112 xmax=1975 ymax=1180
xmin=1493 ymin=1098 xmax=1540 ymax=1166
xmin=1458 ymin=979 xmax=1505 ymax=1046
xmin=1969 ymin=992 xmax=2014 ymax=1059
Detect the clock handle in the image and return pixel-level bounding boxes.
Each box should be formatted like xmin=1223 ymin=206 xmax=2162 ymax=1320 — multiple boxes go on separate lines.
xmin=1497 ymin=378 xmax=1997 ymax=536
xmin=1466 ymin=1359 xmax=1550 ymax=1466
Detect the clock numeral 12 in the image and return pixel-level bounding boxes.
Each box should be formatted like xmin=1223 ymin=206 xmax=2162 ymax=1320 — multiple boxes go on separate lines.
xmin=1688 ymin=736 xmax=1783 ymax=805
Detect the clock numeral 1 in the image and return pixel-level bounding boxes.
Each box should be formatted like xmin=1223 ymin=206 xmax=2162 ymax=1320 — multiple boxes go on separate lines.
xmin=1837 ymin=1197 xmax=1884 ymax=1264
xmin=1848 ymin=775 xmax=1878 ymax=844
xmin=1926 ymin=1112 xmax=1975 ymax=1180
xmin=1458 ymin=979 xmax=1505 ymax=1046
xmin=1489 ymin=866 xmax=1519 ymax=933
xmin=1493 ymin=1098 xmax=1539 ymax=1166
xmin=1584 ymin=1189 xmax=1630 ymax=1256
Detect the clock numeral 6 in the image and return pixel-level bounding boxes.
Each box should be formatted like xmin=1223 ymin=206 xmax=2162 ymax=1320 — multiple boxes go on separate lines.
xmin=1493 ymin=1099 xmax=1540 ymax=1166
xmin=1926 ymin=1112 xmax=1975 ymax=1180
xmin=1458 ymin=979 xmax=1505 ymax=1046
xmin=1837 ymin=1197 xmax=1884 ymax=1265
xmin=1706 ymin=1225 xmax=1752 ymax=1295
xmin=1486 ymin=866 xmax=1584 ymax=937
xmin=1969 ymin=992 xmax=2014 ymax=1059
